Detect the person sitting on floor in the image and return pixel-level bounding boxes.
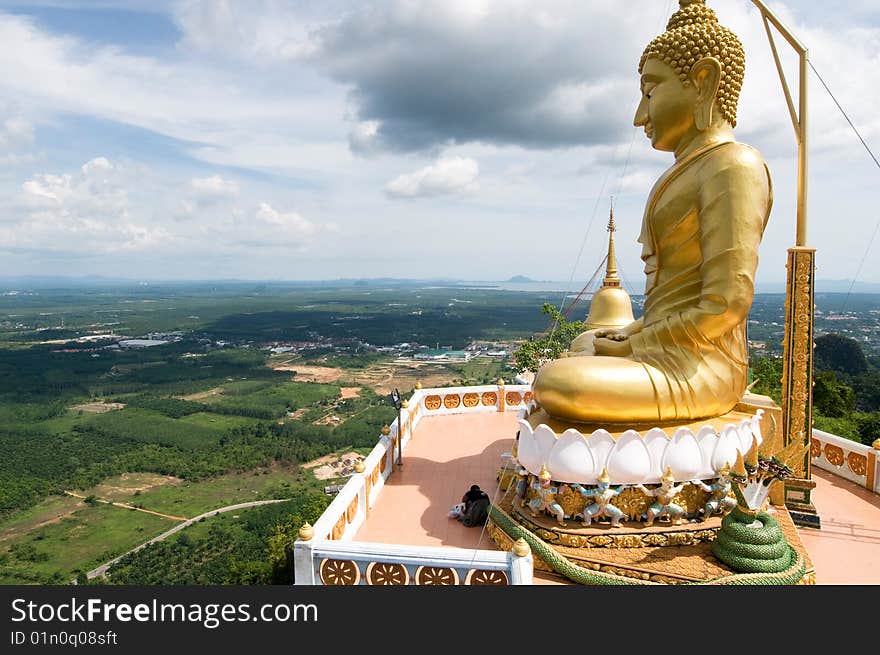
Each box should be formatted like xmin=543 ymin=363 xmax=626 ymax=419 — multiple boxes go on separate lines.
xmin=459 ymin=484 xmax=490 ymax=527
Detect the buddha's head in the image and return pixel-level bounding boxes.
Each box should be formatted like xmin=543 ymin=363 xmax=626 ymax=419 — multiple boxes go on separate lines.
xmin=634 ymin=0 xmax=745 ymax=153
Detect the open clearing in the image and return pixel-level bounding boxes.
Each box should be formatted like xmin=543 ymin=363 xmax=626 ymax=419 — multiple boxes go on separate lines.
xmin=340 ymin=386 xmax=361 ymax=399
xmin=269 ymin=363 xmax=345 ymax=383
xmin=176 ymin=386 xmax=224 ymax=401
xmin=268 ymin=358 xmax=458 ymax=395
xmin=0 ymin=505 xmax=175 ymax=584
xmin=70 ymin=401 xmax=126 ymax=413
xmin=84 ymin=472 xmax=183 ymax=503
xmin=0 ymin=465 xmax=312 ymax=584
xmin=303 ymin=451 xmax=364 ymax=480
xmin=0 ymin=496 xmax=84 ymax=544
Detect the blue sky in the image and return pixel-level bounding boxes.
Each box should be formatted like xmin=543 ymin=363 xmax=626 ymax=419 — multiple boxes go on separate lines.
xmin=0 ymin=0 xmax=878 ymax=286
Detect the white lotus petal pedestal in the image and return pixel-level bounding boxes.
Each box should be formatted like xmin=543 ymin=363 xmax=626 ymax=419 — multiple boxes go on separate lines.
xmin=495 ymin=393 xmax=786 ymax=553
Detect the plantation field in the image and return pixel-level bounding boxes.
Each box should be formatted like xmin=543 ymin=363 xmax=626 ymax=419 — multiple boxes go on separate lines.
xmin=198 ymin=380 xmax=341 ymax=419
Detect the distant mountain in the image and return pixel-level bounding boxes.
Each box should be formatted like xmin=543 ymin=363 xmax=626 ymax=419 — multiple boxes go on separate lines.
xmin=1 ymin=275 xmax=878 ymax=294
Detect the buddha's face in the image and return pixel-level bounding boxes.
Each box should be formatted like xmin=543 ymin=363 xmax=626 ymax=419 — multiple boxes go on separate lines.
xmin=634 ymin=58 xmax=700 ymax=153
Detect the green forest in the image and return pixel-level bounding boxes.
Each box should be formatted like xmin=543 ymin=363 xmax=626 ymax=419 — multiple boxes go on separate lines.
xmin=751 ymin=333 xmax=880 ymax=445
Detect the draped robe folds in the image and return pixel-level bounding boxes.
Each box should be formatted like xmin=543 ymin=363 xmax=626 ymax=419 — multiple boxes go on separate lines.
xmin=532 ymin=140 xmax=772 ymax=424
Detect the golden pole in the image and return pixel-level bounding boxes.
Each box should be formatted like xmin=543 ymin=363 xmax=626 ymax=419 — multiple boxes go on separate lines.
xmin=751 ymin=0 xmax=808 ymax=245
xmin=797 ymin=51 xmax=809 ymax=247
xmin=750 ymin=0 xmax=819 ymax=526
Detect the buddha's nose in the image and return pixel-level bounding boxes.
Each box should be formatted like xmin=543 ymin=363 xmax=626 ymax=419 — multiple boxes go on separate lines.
xmin=634 ymin=97 xmax=648 ymax=127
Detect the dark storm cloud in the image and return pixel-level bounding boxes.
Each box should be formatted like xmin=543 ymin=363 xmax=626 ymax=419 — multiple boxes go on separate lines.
xmin=310 ymin=1 xmax=659 ymax=152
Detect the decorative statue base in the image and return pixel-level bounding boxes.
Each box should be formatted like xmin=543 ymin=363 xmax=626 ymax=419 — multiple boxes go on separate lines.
xmin=491 ymin=393 xmax=811 ymax=581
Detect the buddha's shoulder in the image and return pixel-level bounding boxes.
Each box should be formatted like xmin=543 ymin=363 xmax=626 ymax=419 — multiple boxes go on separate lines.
xmin=697 ymin=141 xmax=769 ymax=176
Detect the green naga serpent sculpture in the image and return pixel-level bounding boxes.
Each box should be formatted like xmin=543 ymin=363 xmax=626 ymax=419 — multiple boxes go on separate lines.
xmin=710 ymin=435 xmax=806 ymax=574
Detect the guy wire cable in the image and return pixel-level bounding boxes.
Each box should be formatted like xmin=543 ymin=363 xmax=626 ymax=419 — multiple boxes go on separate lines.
xmin=546 ymin=0 xmax=673 ymax=343
xmin=808 ymin=61 xmax=880 ymax=312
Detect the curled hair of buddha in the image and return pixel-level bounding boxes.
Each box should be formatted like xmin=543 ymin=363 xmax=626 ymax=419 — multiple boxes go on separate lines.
xmin=639 ymin=0 xmax=745 ymax=127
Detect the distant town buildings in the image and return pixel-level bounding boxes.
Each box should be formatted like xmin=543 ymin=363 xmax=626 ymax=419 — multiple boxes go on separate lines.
xmin=118 ymin=339 xmax=170 ymax=349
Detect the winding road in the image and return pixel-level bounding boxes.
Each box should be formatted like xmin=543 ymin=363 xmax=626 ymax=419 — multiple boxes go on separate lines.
xmin=85 ymin=499 xmax=291 ymax=580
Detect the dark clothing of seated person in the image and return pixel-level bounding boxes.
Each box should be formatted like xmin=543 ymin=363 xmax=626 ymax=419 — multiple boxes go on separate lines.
xmin=460 ymin=485 xmax=490 ymax=527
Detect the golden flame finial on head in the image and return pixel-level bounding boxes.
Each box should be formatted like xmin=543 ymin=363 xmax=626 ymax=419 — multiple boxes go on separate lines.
xmin=732 ymin=449 xmax=747 ymax=478
xmin=597 ymin=467 xmax=610 ymax=484
xmin=661 ymin=466 xmax=675 ymax=483
xmin=538 ymin=464 xmax=552 ymax=481
xmin=719 ymin=461 xmax=731 ymax=476
xmin=640 ymin=0 xmax=745 ymax=127
xmin=744 ymin=435 xmax=760 ymax=469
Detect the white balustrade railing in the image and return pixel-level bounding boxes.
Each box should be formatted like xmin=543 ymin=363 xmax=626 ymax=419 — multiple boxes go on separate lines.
xmin=295 ymin=538 xmax=532 ymax=586
xmin=295 ymin=381 xmax=533 ymax=585
xmin=811 ymin=429 xmax=880 ymax=494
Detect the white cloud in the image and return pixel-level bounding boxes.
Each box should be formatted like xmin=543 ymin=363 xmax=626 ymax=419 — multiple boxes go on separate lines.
xmin=173 ymin=0 xmax=320 ymax=62
xmin=189 ymin=174 xmax=239 ymax=200
xmin=252 ymin=202 xmax=335 ymax=243
xmin=348 ymin=120 xmax=384 ymax=156
xmin=385 ymin=156 xmax=479 ymax=198
xmin=0 ymin=156 xmax=340 ymax=262
xmin=0 ymin=117 xmax=33 ymax=148
xmin=7 ymin=157 xmax=170 ymax=253
xmin=0 ymin=102 xmax=36 ymax=166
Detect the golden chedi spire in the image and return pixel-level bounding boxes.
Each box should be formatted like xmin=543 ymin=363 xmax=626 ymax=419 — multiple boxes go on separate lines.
xmin=584 ymin=205 xmax=635 ymax=331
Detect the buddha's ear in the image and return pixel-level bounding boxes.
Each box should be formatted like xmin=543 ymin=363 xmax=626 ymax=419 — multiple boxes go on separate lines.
xmin=690 ymin=57 xmax=722 ymax=131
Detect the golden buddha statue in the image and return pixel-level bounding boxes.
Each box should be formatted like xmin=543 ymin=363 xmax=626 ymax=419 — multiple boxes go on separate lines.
xmin=533 ymin=0 xmax=772 ymax=425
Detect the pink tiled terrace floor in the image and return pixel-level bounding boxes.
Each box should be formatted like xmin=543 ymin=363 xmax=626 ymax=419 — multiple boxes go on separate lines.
xmin=355 ymin=412 xmax=516 ymax=550
xmin=353 ymin=411 xmax=880 ymax=584
xmin=799 ymin=468 xmax=880 ymax=584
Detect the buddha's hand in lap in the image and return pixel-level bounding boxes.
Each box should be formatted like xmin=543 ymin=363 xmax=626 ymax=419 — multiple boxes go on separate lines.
xmin=593 ymin=329 xmax=629 ymax=341
xmin=593 ymin=335 xmax=632 ymax=357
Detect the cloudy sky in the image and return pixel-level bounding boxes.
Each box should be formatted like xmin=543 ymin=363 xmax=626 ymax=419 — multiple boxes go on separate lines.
xmin=0 ymin=0 xmax=878 ymax=286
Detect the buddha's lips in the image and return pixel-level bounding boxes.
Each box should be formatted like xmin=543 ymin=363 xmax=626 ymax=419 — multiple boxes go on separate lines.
xmin=645 ymin=124 xmax=654 ymax=139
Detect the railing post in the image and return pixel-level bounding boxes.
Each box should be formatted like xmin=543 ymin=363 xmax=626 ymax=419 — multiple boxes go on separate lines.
xmin=508 ymin=538 xmax=533 ymax=585
xmin=497 ymin=378 xmax=506 ymax=412
xmin=401 ymin=399 xmax=410 ymax=441
xmin=355 ymin=460 xmax=368 ymax=518
xmin=870 ymin=439 xmax=880 ymax=494
xmin=294 ymin=523 xmax=316 ymax=585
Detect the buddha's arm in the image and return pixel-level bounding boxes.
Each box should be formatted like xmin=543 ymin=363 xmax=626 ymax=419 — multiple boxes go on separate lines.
xmin=630 ymin=149 xmax=771 ymax=349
